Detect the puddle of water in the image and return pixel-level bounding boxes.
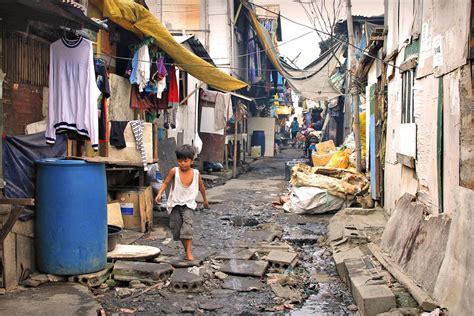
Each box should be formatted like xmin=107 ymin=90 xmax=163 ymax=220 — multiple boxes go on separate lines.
xmin=283 ymin=224 xmax=353 ymax=315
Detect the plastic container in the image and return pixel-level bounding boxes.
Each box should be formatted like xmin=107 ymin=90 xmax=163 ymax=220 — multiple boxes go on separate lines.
xmin=36 ymin=158 xmax=107 ymax=275
xmin=251 ymin=146 xmax=261 ymax=158
xmin=251 ymin=131 xmax=265 ymax=157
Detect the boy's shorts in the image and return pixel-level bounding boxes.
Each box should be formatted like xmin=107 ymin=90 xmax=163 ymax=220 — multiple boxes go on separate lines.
xmin=169 ymin=205 xmax=194 ymax=240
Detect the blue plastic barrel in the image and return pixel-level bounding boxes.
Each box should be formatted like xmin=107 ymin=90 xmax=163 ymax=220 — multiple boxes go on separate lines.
xmin=251 ymin=131 xmax=266 ymax=157
xmin=36 ymin=158 xmax=107 ymax=275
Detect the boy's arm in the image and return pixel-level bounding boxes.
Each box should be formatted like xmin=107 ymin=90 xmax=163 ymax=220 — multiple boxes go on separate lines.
xmin=198 ymin=174 xmax=209 ymax=209
xmin=155 ymin=168 xmax=175 ymax=203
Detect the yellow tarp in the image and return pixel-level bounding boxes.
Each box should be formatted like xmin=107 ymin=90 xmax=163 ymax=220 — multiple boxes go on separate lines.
xmin=93 ymin=0 xmax=247 ymax=92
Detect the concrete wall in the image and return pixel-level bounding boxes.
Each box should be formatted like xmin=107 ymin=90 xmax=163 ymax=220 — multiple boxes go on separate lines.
xmin=247 ymin=117 xmax=275 ymax=157
xmin=383 ymin=1 xmax=473 ymax=314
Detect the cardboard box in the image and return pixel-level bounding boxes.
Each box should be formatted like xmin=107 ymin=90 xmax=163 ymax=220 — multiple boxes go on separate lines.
xmin=108 ymin=122 xmax=154 ymax=164
xmin=115 ymin=187 xmax=153 ymax=232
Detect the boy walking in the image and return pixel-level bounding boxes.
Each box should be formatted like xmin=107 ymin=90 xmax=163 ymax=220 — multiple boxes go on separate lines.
xmin=155 ymin=145 xmax=209 ymax=261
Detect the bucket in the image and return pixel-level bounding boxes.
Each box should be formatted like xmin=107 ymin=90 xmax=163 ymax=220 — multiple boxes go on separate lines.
xmin=108 ymin=225 xmax=122 ymax=252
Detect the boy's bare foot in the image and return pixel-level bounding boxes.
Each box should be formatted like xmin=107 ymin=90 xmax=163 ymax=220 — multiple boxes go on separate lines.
xmin=184 ymin=255 xmax=194 ymax=261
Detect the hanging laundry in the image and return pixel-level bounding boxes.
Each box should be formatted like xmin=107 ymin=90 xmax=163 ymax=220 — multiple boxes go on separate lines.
xmin=109 ymin=121 xmax=129 ymax=149
xmin=151 ymin=57 xmax=168 ymax=82
xmin=130 ymin=86 xmax=154 ymax=110
xmin=248 ymin=29 xmax=257 ymax=83
xmin=276 ymin=13 xmax=283 ymax=41
xmin=95 ymin=58 xmax=110 ymax=142
xmin=46 ymin=36 xmax=101 ymax=150
xmin=200 ymin=89 xmax=218 ymax=103
xmin=129 ymin=120 xmax=148 ymax=171
xmin=130 ymin=45 xmax=150 ymax=92
xmin=167 ymin=65 xmax=179 ymax=108
xmin=214 ymin=92 xmax=233 ymax=130
xmin=95 ymin=58 xmax=110 ymax=98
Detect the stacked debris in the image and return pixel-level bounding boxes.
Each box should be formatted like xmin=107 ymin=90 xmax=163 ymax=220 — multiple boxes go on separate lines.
xmin=281 ymin=163 xmax=370 ymax=214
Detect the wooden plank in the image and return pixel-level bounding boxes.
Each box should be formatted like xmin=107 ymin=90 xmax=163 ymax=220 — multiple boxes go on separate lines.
xmin=396 ymin=153 xmax=415 ymax=169
xmin=368 ymin=243 xmax=438 ymax=311
xmin=11 ymin=219 xmax=34 ymax=238
xmin=15 ymin=234 xmax=35 ymax=283
xmin=153 ymin=122 xmax=158 ymax=161
xmin=0 ymin=198 xmax=34 ymax=206
xmin=0 ymin=206 xmax=22 ymax=243
xmin=2 ymin=232 xmax=17 ymax=290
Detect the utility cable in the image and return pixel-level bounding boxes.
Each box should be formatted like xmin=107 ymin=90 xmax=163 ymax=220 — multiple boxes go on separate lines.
xmin=241 ymin=0 xmax=398 ymax=70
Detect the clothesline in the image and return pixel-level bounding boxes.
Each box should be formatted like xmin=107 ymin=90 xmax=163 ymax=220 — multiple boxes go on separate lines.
xmin=93 ymin=51 xmax=329 ymax=74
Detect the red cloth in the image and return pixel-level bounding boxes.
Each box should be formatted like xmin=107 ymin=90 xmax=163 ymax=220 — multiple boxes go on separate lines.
xmin=131 ymin=85 xmax=154 ymax=110
xmin=167 ymin=65 xmax=179 ymax=108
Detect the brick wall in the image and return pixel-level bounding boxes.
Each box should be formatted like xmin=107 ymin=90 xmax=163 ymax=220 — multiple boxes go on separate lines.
xmin=2 ymin=81 xmax=44 ymax=135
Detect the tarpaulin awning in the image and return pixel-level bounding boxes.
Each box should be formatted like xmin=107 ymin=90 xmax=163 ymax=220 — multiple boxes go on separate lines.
xmin=92 ymin=0 xmax=247 ymax=92
xmin=246 ymin=4 xmax=343 ymax=101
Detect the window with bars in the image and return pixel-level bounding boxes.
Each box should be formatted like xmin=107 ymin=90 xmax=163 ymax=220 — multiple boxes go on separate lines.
xmin=401 ymin=69 xmax=415 ymax=123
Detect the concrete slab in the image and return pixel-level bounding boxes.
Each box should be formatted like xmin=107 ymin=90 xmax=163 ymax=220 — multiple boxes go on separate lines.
xmin=252 ymin=242 xmax=293 ymax=253
xmin=170 ymin=268 xmax=204 ymax=292
xmin=113 ymin=261 xmax=173 ymax=282
xmin=215 ymin=249 xmax=255 ymax=260
xmin=219 ymin=259 xmax=269 ymax=277
xmin=221 ymin=276 xmax=264 ymax=292
xmin=352 ymin=282 xmax=396 ymax=316
xmin=107 ymin=244 xmax=161 ymax=261
xmin=332 ymin=246 xmax=364 ymax=282
xmin=0 ymin=283 xmax=100 ymax=316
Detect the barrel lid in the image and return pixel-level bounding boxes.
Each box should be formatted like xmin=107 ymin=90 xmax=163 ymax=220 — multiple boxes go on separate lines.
xmin=36 ymin=158 xmax=87 ymax=165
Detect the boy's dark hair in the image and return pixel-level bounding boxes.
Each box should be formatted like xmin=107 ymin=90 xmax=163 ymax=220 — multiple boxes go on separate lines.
xmin=176 ymin=144 xmax=195 ymax=160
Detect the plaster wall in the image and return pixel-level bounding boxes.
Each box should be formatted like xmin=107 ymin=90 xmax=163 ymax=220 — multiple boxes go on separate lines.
xmin=208 ymin=0 xmax=231 ymax=74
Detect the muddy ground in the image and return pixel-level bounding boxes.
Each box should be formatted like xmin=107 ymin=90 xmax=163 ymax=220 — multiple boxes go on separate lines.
xmin=97 ymin=148 xmax=354 ymax=314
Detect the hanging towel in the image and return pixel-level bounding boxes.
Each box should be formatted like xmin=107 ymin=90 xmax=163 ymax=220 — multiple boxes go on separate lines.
xmin=109 ymin=121 xmax=129 ymax=149
xmin=214 ymin=92 xmax=232 ymax=130
xmin=130 ymin=120 xmax=148 ymax=171
xmin=167 ymin=65 xmax=179 ymax=108
xmin=130 ymin=45 xmax=150 ymax=92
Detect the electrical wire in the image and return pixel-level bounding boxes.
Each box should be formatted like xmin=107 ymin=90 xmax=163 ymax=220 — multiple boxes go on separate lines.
xmin=242 ymin=1 xmax=398 ymax=70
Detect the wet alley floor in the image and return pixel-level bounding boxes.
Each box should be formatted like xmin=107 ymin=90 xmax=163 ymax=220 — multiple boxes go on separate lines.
xmin=97 ymin=147 xmax=354 ymax=314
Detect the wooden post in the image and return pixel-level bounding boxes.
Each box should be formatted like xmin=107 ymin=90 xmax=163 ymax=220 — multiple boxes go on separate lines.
xmin=233 ymin=102 xmax=239 ymax=178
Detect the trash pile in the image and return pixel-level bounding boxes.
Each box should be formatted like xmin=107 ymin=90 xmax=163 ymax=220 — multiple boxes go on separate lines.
xmin=282 ymin=138 xmax=370 ymax=215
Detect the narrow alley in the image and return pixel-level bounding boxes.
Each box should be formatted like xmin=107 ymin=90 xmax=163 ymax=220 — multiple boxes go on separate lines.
xmin=0 ymin=0 xmax=472 ymax=315
xmin=97 ymin=147 xmax=354 ymax=314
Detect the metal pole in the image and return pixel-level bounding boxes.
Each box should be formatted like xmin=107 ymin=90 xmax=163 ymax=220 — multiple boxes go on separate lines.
xmin=345 ymin=0 xmax=362 ymax=172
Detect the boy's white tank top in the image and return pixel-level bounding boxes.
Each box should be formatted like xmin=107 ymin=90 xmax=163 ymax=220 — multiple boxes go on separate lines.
xmin=167 ymin=167 xmax=199 ymax=212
